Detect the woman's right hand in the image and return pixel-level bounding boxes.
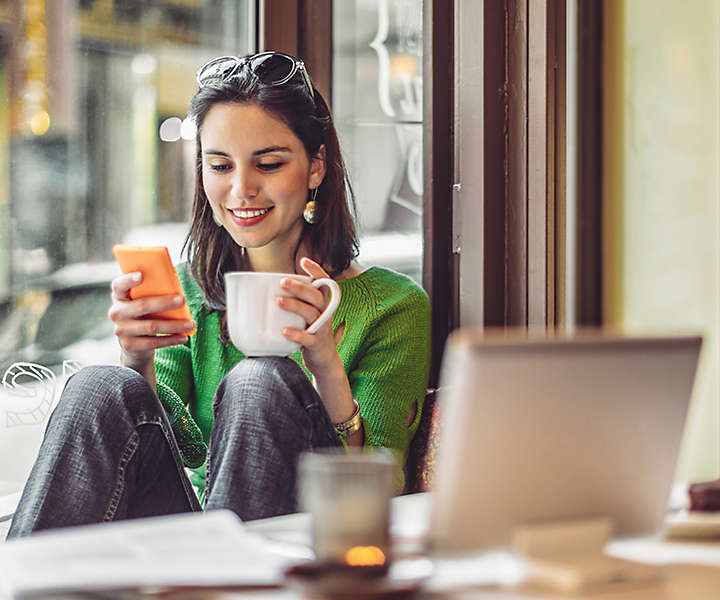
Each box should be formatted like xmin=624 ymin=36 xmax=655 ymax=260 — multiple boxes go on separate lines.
xmin=108 ymin=271 xmax=195 ymax=371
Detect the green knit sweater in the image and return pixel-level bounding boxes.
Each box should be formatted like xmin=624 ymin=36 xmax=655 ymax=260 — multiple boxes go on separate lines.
xmin=154 ymin=264 xmax=431 ymax=498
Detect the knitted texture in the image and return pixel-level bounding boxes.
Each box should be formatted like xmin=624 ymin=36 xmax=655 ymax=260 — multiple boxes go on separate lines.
xmin=154 ymin=264 xmax=431 ymax=496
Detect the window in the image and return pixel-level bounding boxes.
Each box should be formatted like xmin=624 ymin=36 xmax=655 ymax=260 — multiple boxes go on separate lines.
xmin=332 ymin=0 xmax=423 ymax=284
xmin=0 ymin=0 xmax=253 ymax=491
xmin=0 ymin=0 xmax=434 ymax=494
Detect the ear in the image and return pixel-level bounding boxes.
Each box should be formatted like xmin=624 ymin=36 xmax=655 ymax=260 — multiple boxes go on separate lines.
xmin=308 ymin=144 xmax=327 ymax=190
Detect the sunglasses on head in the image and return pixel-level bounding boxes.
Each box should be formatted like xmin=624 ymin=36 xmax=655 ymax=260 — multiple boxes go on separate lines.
xmin=195 ymin=52 xmax=314 ymax=99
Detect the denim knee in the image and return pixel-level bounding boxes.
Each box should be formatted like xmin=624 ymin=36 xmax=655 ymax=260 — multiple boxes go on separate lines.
xmin=222 ymin=356 xmax=302 ymax=384
xmin=56 ymin=365 xmax=157 ymax=427
xmin=213 ymin=357 xmax=314 ymax=422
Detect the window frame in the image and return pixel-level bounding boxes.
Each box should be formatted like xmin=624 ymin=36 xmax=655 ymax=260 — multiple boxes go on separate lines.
xmin=263 ymin=0 xmax=582 ymax=386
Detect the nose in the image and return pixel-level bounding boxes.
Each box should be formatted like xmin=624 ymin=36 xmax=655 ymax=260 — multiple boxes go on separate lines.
xmin=231 ymin=165 xmax=258 ymax=201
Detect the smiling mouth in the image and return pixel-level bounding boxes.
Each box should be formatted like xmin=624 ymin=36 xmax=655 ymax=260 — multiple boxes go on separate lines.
xmin=230 ymin=207 xmax=272 ymax=218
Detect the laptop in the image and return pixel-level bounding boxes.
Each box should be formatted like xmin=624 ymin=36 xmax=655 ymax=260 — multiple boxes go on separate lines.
xmin=428 ymin=330 xmax=702 ymax=554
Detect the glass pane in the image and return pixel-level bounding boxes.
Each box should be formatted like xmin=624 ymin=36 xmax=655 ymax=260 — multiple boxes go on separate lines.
xmin=0 ymin=0 xmax=252 ymax=493
xmin=332 ymin=0 xmax=423 ymax=285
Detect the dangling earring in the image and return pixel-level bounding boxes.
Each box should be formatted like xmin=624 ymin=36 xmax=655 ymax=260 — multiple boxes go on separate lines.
xmin=304 ymin=187 xmax=318 ymax=224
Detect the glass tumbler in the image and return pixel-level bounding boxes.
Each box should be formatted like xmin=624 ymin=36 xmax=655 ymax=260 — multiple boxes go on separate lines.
xmin=299 ymin=449 xmax=397 ymax=572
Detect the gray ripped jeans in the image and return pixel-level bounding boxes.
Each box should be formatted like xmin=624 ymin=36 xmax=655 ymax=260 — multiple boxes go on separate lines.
xmin=8 ymin=357 xmax=339 ymax=537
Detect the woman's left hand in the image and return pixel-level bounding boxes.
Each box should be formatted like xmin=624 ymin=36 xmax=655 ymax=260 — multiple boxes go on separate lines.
xmin=279 ymin=257 xmax=343 ymax=378
xmin=281 ymin=257 xmax=359 ymax=440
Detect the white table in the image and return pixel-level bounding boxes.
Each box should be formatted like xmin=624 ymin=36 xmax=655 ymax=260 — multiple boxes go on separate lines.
xmin=234 ymin=492 xmax=720 ymax=599
xmin=3 ymin=492 xmax=720 ymax=598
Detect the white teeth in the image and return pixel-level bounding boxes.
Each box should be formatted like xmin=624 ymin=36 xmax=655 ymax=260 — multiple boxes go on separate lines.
xmin=231 ymin=207 xmax=270 ymax=218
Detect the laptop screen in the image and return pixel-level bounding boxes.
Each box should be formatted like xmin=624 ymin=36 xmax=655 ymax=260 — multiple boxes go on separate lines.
xmin=429 ymin=332 xmax=702 ymax=554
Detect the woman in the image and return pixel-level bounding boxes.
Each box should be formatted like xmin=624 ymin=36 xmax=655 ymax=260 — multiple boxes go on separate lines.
xmin=9 ymin=52 xmax=430 ymax=536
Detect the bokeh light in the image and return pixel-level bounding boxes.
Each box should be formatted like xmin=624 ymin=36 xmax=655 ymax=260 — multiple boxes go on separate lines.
xmin=29 ymin=110 xmax=50 ymax=136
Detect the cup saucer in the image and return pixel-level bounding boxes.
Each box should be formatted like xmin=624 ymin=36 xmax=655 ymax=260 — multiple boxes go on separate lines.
xmin=284 ymin=557 xmax=434 ymax=598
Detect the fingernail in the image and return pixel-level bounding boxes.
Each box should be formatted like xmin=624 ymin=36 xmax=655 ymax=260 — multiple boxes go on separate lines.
xmin=131 ymin=272 xmax=141 ymax=282
xmin=174 ymin=295 xmax=185 ymax=305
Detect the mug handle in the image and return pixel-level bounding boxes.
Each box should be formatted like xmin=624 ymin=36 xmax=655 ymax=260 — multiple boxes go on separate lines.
xmin=305 ymin=278 xmax=341 ymax=334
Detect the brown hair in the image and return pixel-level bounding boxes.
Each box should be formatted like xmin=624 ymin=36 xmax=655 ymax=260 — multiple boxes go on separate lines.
xmin=184 ymin=55 xmax=358 ymax=329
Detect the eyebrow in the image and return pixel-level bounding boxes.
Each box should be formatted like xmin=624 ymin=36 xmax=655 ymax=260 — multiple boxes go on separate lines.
xmin=203 ymin=146 xmax=293 ymax=157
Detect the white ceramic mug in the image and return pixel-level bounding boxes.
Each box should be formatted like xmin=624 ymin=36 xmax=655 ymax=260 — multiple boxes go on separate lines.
xmin=224 ymin=271 xmax=341 ymax=357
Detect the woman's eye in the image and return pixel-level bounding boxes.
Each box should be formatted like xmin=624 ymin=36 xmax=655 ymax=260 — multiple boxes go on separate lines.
xmin=258 ymin=162 xmax=282 ymax=172
xmin=208 ymin=163 xmax=231 ymax=172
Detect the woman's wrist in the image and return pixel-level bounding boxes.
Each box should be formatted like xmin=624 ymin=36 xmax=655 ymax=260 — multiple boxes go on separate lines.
xmin=313 ymin=358 xmax=355 ymax=424
xmin=121 ymin=350 xmax=157 ymax=390
xmin=334 ymin=399 xmax=364 ymax=449
xmin=334 ymin=398 xmax=362 ymax=433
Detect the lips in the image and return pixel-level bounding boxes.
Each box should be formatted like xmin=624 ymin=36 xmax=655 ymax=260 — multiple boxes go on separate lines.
xmin=228 ymin=206 xmax=273 ymax=227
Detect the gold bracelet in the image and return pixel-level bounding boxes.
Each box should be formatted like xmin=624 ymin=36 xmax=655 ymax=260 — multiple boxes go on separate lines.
xmin=334 ymin=399 xmax=362 ymax=437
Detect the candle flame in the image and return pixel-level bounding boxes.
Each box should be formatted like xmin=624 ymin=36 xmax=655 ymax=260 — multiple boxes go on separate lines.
xmin=30 ymin=110 xmax=50 ymax=136
xmin=344 ymin=545 xmax=386 ymax=567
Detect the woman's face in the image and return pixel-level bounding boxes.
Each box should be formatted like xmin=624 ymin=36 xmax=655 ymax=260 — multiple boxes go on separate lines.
xmin=200 ymin=102 xmax=325 ymax=255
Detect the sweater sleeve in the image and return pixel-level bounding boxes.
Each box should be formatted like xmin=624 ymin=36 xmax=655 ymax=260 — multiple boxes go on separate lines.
xmin=348 ymin=283 xmax=431 ymax=465
xmin=155 ymin=342 xmax=207 ymax=468
xmin=153 ymin=263 xmax=208 ymax=469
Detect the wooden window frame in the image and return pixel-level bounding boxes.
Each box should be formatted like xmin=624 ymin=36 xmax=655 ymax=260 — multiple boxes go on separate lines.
xmin=261 ymin=0 xmax=583 ymax=385
xmin=496 ymin=0 xmax=567 ymax=329
xmin=454 ymin=0 xmax=567 ymax=334
xmin=576 ymin=0 xmax=603 ymax=326
xmin=423 ymin=0 xmax=455 ymax=386
xmin=261 ymin=0 xmax=333 ymax=104
xmin=262 ymin=0 xmax=457 ymax=387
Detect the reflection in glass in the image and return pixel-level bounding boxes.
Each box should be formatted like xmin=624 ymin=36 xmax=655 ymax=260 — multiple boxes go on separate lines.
xmin=0 ymin=0 xmax=253 ymax=490
xmin=0 ymin=0 xmax=252 ymax=370
xmin=333 ymin=0 xmax=423 ymax=284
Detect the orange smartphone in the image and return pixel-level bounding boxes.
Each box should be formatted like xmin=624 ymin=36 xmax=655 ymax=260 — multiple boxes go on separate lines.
xmin=112 ymin=244 xmax=196 ymax=335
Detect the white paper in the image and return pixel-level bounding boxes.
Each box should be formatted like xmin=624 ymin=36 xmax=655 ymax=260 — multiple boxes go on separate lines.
xmin=0 ymin=509 xmax=312 ymax=598
xmin=608 ymin=535 xmax=720 ymax=566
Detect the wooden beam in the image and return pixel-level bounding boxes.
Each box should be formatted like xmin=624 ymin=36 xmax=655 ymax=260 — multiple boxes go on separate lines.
xmin=506 ymin=0 xmax=529 ymax=326
xmin=298 ymin=0 xmax=332 ymax=103
xmin=481 ymin=0 xmax=509 ymax=327
xmin=423 ymin=0 xmax=455 ymax=387
xmin=551 ymin=0 xmax=567 ymax=326
xmin=527 ymin=0 xmax=549 ymax=327
xmin=261 ymin=0 xmax=299 ymax=56
xmin=261 ymin=0 xmax=332 ymax=106
xmin=481 ymin=0 xmax=566 ymax=329
xmin=577 ymin=0 xmax=603 ymax=326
